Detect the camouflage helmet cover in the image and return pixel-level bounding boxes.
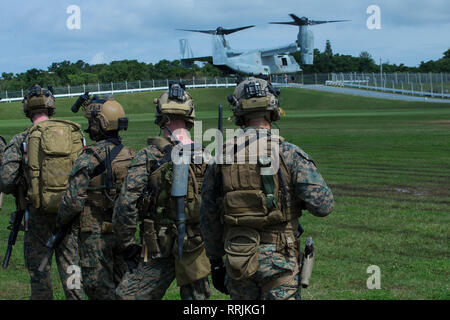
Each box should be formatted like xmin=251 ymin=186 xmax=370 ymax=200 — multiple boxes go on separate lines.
xmin=22 ymin=84 xmax=56 ymax=118
xmin=154 ymin=83 xmax=195 ymax=129
xmin=229 ymin=77 xmax=281 ymax=126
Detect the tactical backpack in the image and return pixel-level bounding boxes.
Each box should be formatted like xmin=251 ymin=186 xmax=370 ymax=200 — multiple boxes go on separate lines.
xmin=141 ymin=136 xmax=210 ymax=285
xmin=218 ymin=131 xmax=303 ymax=280
xmin=25 ymin=119 xmax=84 ymax=213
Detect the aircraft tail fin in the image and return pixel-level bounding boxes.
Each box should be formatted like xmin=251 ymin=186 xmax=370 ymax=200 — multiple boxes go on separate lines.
xmin=179 ymin=39 xmax=194 ymax=60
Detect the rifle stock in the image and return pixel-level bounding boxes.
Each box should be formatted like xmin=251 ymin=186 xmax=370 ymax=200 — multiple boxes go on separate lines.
xmin=38 ymin=226 xmax=69 ymax=272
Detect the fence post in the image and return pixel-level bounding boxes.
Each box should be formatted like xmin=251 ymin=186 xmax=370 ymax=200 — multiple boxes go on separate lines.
xmin=83 ymin=84 xmax=86 ymax=93
xmin=21 ymin=89 xmax=24 ymax=98
xmin=68 ymin=85 xmax=71 ymax=96
xmin=315 ymin=73 xmax=317 ymax=85
xmin=139 ymin=80 xmax=141 ymax=90
xmin=193 ymin=77 xmax=195 ymax=87
xmin=5 ymin=90 xmax=8 ymax=100
xmin=153 ymin=79 xmax=155 ymax=88
xmin=125 ymin=81 xmax=128 ymax=93
xmin=441 ymin=73 xmax=444 ymax=98
xmin=430 ymin=72 xmax=433 ymax=97
xmin=98 ymin=83 xmax=100 ymax=92
xmin=111 ymin=82 xmax=113 ymax=94
xmin=166 ymin=79 xmax=169 ymax=88
xmin=225 ymin=77 xmax=228 ymax=88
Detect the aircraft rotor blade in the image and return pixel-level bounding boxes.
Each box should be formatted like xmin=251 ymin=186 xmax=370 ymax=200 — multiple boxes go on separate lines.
xmin=270 ymin=14 xmax=350 ymax=27
xmin=309 ymin=19 xmax=351 ymax=25
xmin=289 ymin=14 xmax=308 ymax=25
xmin=218 ymin=25 xmax=255 ymax=35
xmin=269 ymin=21 xmax=298 ymax=26
xmin=176 ymin=25 xmax=254 ymax=36
xmin=176 ymin=28 xmax=216 ymax=35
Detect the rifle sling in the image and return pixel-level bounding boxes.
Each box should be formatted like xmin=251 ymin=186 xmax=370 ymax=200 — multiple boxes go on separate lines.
xmin=89 ymin=143 xmax=124 ymax=179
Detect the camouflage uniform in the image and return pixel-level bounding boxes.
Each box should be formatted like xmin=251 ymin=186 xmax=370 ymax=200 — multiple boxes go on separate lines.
xmin=113 ymin=139 xmax=211 ymax=300
xmin=0 ymin=136 xmax=6 ymax=161
xmin=200 ymin=127 xmax=334 ymax=300
xmin=0 ymin=131 xmax=84 ymax=300
xmin=57 ymin=139 xmax=135 ymax=300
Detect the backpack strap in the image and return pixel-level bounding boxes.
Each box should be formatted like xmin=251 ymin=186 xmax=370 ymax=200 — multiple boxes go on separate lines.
xmin=89 ymin=143 xmax=124 ymax=179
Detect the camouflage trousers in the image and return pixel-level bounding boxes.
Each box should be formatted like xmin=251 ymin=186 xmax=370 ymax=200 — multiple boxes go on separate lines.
xmin=225 ymin=244 xmax=301 ymax=300
xmin=79 ymin=221 xmax=127 ymax=300
xmin=116 ymin=257 xmax=211 ymax=300
xmin=24 ymin=208 xmax=85 ymax=300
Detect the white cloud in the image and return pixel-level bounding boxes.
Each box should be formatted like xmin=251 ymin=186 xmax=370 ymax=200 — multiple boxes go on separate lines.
xmin=90 ymin=52 xmax=106 ymax=65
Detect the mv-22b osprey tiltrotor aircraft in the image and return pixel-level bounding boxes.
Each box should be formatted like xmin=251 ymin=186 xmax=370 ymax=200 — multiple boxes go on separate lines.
xmin=178 ymin=14 xmax=349 ymax=75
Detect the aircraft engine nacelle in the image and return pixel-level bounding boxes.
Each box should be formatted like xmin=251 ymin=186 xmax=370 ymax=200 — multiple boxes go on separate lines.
xmin=298 ymin=27 xmax=314 ymax=65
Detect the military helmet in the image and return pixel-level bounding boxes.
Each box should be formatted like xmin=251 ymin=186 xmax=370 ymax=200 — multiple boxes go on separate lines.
xmin=84 ymin=95 xmax=128 ymax=139
xmin=22 ymin=84 xmax=56 ymax=118
xmin=228 ymin=77 xmax=281 ymax=126
xmin=154 ymin=83 xmax=195 ymax=130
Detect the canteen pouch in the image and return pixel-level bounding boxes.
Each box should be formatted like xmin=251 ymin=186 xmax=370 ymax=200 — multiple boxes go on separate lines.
xmin=224 ymin=226 xmax=260 ymax=280
xmin=174 ymin=234 xmax=211 ymax=286
xmin=143 ymin=219 xmax=161 ymax=257
xmin=157 ymin=225 xmax=175 ymax=258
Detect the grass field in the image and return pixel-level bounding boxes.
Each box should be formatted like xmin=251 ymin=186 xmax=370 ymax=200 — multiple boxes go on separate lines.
xmin=0 ymin=87 xmax=449 ymax=300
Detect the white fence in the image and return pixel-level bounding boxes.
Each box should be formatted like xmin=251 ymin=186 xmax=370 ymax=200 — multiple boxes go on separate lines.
xmin=0 ymin=77 xmax=239 ymax=103
xmin=2 ymin=73 xmax=449 ymax=102
xmin=326 ymin=72 xmax=450 ymax=99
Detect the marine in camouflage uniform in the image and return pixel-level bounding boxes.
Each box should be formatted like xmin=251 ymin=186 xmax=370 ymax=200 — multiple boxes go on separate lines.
xmin=200 ymin=77 xmax=334 ymax=300
xmin=0 ymin=86 xmax=84 ymax=300
xmin=0 ymin=136 xmax=6 ymax=160
xmin=113 ymin=83 xmax=211 ymax=300
xmin=57 ymin=95 xmax=135 ymax=300
xmin=0 ymin=135 xmax=7 ymax=209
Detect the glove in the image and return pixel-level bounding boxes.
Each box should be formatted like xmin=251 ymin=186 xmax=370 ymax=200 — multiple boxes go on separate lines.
xmin=123 ymin=244 xmax=142 ymax=273
xmin=210 ymin=258 xmax=229 ymax=295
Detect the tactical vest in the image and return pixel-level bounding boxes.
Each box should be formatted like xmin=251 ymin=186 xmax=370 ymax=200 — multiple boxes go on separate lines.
xmin=220 ymin=133 xmax=302 ymax=230
xmin=24 ymin=120 xmax=84 ymax=214
xmin=219 ymin=132 xmax=302 ymax=280
xmin=140 ymin=136 xmax=210 ymax=285
xmin=80 ymin=141 xmax=135 ymax=233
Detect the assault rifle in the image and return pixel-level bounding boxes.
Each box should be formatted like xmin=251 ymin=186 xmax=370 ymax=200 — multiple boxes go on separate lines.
xmin=2 ymin=184 xmax=28 ymax=269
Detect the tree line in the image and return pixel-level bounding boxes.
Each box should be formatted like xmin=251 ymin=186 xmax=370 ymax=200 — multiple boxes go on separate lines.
xmin=295 ymin=41 xmax=450 ymax=74
xmin=1 ymin=41 xmax=449 ymax=91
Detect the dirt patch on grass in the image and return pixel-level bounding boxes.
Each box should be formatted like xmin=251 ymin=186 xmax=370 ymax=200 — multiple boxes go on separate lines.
xmin=413 ymin=120 xmax=450 ymax=126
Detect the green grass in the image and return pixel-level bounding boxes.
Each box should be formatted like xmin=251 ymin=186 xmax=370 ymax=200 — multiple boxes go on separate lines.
xmin=0 ymin=87 xmax=449 ymax=300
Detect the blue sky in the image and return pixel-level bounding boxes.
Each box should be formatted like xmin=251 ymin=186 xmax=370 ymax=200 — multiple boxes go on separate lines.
xmin=0 ymin=0 xmax=449 ymax=74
